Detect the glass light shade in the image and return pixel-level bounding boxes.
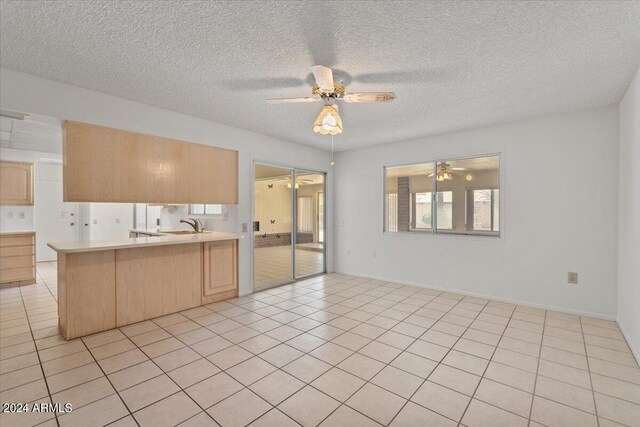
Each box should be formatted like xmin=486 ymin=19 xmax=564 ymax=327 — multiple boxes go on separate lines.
xmin=466 ymin=174 xmax=473 ymax=181
xmin=313 ymin=105 xmax=343 ymax=135
xmin=286 ymin=182 xmax=299 ymax=189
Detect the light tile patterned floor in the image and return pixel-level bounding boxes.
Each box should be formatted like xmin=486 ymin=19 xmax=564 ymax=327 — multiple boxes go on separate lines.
xmin=254 ymin=246 xmax=324 ymax=289
xmin=1 ymin=263 xmax=639 ymax=426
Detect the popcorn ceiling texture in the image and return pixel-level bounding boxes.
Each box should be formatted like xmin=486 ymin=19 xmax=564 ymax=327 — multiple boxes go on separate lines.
xmin=0 ymin=1 xmax=639 ymax=151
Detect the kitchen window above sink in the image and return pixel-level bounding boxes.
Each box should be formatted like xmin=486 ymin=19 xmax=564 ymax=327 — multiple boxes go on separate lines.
xmin=189 ymin=204 xmax=222 ymax=215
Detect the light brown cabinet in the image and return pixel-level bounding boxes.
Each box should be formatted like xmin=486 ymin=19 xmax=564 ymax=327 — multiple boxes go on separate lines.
xmin=63 ymin=121 xmax=238 ymax=204
xmin=57 ymin=250 xmax=116 ymax=338
xmin=0 ymin=232 xmax=36 ymax=287
xmin=53 ymin=237 xmax=238 ymax=339
xmin=115 ymin=243 xmax=203 ymax=326
xmin=203 ymin=240 xmax=238 ymax=304
xmin=0 ymin=161 xmax=33 ymax=205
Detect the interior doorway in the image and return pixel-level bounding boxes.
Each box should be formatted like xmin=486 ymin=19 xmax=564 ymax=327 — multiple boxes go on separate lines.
xmin=34 ymin=162 xmax=78 ymax=261
xmin=253 ymin=163 xmax=326 ymax=291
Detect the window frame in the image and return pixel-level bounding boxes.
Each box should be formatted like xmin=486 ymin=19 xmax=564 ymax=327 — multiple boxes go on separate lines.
xmin=188 ymin=204 xmax=223 ymax=216
xmin=383 ymin=152 xmax=503 ymax=239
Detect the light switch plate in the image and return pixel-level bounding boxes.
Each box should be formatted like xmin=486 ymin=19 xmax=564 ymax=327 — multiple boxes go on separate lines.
xmin=18 ymin=211 xmax=25 ymax=220
xmin=241 ymin=223 xmax=248 ymax=233
xmin=568 ymin=272 xmax=578 ymax=284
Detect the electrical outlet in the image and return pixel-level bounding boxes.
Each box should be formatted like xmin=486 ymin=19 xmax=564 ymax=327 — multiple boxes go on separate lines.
xmin=93 ymin=219 xmax=98 ymax=225
xmin=372 ymin=252 xmax=377 ymax=259
xmin=347 ymin=249 xmax=351 ymax=256
xmin=116 ymin=218 xmax=120 ymax=224
xmin=568 ymin=272 xmax=578 ymax=284
xmin=241 ymin=223 xmax=248 ymax=233
xmin=18 ymin=212 xmax=25 ymax=220
xmin=6 ymin=211 xmax=14 ymax=219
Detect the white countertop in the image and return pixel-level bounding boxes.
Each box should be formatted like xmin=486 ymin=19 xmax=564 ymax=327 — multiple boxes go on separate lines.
xmin=48 ymin=231 xmax=240 ymax=254
xmin=0 ymin=230 xmax=36 ymax=235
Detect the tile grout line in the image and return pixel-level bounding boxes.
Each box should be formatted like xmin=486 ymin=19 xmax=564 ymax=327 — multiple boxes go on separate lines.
xmin=75 ymin=339 xmax=140 ymax=427
xmin=455 ymin=302 xmax=519 ymax=426
xmin=386 ymin=295 xmax=491 ymax=427
xmin=579 ymin=316 xmax=600 ymax=427
xmin=526 ymin=309 xmax=548 ymax=427
xmin=307 ymin=286 xmax=443 ymax=426
xmin=18 ymin=282 xmax=60 ymax=427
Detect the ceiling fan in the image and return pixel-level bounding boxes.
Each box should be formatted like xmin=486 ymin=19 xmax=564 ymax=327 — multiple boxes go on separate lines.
xmin=268 ymin=175 xmax=315 ymax=189
xmin=428 ymin=162 xmax=473 ymax=181
xmin=266 ymin=65 xmax=396 ymax=135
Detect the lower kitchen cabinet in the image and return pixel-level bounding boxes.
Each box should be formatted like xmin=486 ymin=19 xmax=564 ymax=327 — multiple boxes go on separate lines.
xmin=203 ymin=240 xmax=238 ymax=304
xmin=51 ymin=236 xmax=239 ymax=339
xmin=116 ymin=243 xmax=203 ymax=326
xmin=0 ymin=232 xmax=36 ymax=287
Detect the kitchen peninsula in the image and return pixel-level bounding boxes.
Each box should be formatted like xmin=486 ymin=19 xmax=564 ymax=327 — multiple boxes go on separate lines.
xmin=48 ymin=232 xmax=239 ymax=339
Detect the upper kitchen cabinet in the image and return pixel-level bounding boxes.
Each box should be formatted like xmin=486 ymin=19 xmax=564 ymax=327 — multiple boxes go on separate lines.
xmin=62 ymin=121 xmax=238 ymax=204
xmin=0 ymin=161 xmax=34 ymax=205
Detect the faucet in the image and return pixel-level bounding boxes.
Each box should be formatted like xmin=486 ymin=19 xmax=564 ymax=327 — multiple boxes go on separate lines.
xmin=180 ymin=218 xmax=204 ymax=232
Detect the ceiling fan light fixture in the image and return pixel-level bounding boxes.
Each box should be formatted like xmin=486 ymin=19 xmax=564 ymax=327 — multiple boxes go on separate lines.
xmin=313 ymin=105 xmax=343 ymax=135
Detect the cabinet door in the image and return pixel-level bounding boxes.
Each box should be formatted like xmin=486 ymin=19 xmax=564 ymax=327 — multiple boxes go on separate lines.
xmin=203 ymin=240 xmax=237 ymax=298
xmin=0 ymin=161 xmax=33 ymax=205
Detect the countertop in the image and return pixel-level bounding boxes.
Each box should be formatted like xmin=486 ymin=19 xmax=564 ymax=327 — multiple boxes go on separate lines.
xmin=0 ymin=230 xmax=36 ymax=235
xmin=129 ymin=228 xmax=192 ymax=236
xmin=48 ymin=231 xmax=240 ymax=254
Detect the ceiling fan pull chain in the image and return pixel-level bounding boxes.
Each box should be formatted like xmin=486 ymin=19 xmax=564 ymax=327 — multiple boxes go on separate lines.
xmin=331 ymin=134 xmax=335 ymax=166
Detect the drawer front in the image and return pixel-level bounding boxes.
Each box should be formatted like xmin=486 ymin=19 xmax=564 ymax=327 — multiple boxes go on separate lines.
xmin=0 ymin=267 xmax=35 ymax=284
xmin=0 ymin=234 xmax=35 ymax=247
xmin=0 ymin=245 xmax=35 ymax=257
xmin=0 ymin=255 xmax=35 ymax=270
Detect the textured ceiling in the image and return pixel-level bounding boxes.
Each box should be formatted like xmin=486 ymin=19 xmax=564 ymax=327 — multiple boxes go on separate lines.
xmin=1 ymin=1 xmax=639 ymax=152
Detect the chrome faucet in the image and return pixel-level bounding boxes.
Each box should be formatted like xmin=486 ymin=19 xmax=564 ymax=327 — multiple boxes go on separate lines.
xmin=180 ymin=218 xmax=204 ymax=232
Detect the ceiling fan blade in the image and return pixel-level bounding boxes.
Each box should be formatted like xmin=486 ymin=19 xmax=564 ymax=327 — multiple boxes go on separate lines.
xmin=451 ymin=167 xmax=471 ymax=171
xmin=342 ymin=92 xmax=396 ymax=103
xmin=311 ymin=65 xmax=335 ymax=92
xmin=266 ymin=97 xmax=319 ymax=104
xmin=427 ymin=173 xmax=434 ymax=177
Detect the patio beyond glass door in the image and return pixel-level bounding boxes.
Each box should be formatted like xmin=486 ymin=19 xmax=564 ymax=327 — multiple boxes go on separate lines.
xmin=253 ymin=164 xmax=326 ymax=291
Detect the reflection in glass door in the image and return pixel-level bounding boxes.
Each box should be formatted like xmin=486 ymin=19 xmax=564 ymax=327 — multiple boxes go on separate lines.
xmin=253 ymin=165 xmax=293 ymax=289
xmin=253 ymin=164 xmax=326 ymax=290
xmin=294 ymin=171 xmax=325 ymax=279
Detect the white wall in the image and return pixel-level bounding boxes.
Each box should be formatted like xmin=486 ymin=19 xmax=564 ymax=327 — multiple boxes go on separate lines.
xmin=86 ymin=203 xmax=134 ymax=241
xmin=335 ymin=106 xmax=619 ymax=318
xmin=0 ymin=68 xmax=333 ymax=296
xmin=617 ymin=67 xmax=640 ymax=359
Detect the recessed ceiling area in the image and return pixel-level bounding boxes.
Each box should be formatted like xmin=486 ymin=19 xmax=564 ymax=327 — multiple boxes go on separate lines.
xmin=1 ymin=1 xmax=639 ymax=152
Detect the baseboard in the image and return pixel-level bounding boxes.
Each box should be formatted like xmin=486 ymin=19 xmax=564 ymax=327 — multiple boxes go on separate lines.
xmin=617 ymin=318 xmax=640 ymax=365
xmin=334 ymin=269 xmax=617 ymax=321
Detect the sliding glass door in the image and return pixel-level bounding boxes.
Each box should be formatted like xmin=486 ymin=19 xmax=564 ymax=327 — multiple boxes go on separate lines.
xmin=253 ymin=163 xmax=326 ymax=291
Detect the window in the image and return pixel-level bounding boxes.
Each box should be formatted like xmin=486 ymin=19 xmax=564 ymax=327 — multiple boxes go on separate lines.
xmin=189 ymin=204 xmax=222 ymax=215
xmin=386 ymin=193 xmax=398 ymax=232
xmin=297 ymin=197 xmax=313 ymax=232
xmin=469 ymin=189 xmax=499 ymax=232
xmin=384 ymin=154 xmax=500 ymax=236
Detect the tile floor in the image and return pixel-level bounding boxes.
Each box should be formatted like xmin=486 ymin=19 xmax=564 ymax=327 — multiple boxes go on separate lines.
xmin=1 ymin=263 xmax=639 ymax=426
xmin=254 ymin=246 xmax=324 ymax=289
